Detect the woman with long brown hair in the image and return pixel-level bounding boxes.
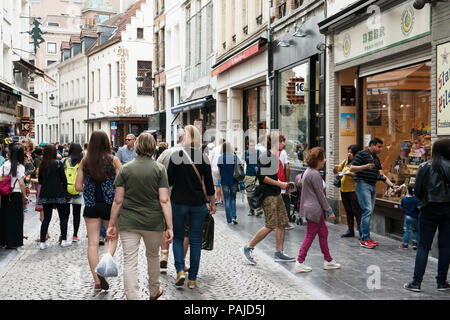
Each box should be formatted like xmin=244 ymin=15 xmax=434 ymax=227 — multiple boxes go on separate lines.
xmin=38 ymin=144 xmax=71 ymax=250
xmin=75 ymin=131 xmax=121 ymax=293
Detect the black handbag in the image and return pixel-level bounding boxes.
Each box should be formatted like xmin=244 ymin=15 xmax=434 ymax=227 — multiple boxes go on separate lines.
xmin=233 ymin=154 xmax=245 ymax=182
xmin=201 ymin=213 xmax=214 ymax=251
xmin=249 ymin=171 xmax=265 ymax=209
xmin=333 ymin=159 xmax=348 ymax=188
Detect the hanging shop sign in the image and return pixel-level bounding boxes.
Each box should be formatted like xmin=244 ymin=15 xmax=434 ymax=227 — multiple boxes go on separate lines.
xmin=334 ymin=0 xmax=431 ymax=66
xmin=286 ymin=77 xmax=305 ymax=105
xmin=114 ymin=48 xmax=132 ymax=115
xmin=437 ymin=41 xmax=450 ymax=135
xmin=20 ymin=117 xmax=32 ymax=136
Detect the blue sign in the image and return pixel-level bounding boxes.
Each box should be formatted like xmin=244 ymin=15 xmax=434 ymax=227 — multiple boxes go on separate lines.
xmin=111 ymin=121 xmax=117 ymax=129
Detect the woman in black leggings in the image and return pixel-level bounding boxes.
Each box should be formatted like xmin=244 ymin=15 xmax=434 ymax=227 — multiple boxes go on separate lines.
xmin=63 ymin=143 xmax=84 ymax=242
xmin=38 ymin=144 xmax=70 ymax=250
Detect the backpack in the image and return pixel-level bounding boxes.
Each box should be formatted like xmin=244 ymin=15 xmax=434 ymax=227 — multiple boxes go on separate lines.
xmin=65 ymin=159 xmax=80 ymax=195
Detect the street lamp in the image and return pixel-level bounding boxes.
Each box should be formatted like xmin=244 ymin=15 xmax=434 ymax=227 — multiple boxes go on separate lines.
xmin=49 ymin=93 xmax=55 ymax=106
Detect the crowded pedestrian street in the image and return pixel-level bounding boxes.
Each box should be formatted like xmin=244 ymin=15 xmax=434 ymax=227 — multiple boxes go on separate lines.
xmin=0 ymin=193 xmax=447 ymax=301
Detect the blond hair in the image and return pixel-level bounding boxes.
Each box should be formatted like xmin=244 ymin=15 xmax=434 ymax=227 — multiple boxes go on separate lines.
xmin=183 ymin=125 xmax=202 ymax=149
xmin=135 ymin=133 xmax=156 ymax=157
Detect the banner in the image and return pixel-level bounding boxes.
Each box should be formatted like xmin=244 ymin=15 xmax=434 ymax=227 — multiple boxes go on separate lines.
xmin=437 ymin=41 xmax=450 ymax=135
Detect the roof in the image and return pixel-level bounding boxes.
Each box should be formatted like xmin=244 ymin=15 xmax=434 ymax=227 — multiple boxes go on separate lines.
xmin=86 ymin=0 xmax=145 ymax=56
xmin=69 ymin=34 xmax=81 ymax=44
xmin=81 ymin=28 xmax=98 ymax=38
xmin=60 ymin=41 xmax=70 ymax=50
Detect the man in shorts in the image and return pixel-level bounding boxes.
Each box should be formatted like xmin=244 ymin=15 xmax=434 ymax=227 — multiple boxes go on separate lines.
xmin=240 ymin=132 xmax=296 ymax=265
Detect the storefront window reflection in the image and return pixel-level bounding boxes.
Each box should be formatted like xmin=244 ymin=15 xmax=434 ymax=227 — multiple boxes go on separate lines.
xmin=278 ymin=62 xmax=309 ymax=167
xmin=363 ymin=62 xmax=431 ymax=203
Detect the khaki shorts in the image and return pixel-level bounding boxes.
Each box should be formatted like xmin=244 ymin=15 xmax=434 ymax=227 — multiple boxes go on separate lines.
xmin=262 ymin=195 xmax=289 ymax=229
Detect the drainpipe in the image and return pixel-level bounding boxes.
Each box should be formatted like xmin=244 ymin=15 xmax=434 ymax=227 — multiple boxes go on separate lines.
xmin=87 ymin=56 xmax=90 ymax=140
xmin=267 ymin=0 xmax=273 ymax=132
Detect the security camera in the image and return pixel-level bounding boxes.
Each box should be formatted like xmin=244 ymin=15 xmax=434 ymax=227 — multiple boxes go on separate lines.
xmin=413 ymin=0 xmax=428 ymax=9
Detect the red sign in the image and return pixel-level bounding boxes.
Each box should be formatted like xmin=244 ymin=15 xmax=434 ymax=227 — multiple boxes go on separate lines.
xmin=211 ymin=41 xmax=261 ymax=78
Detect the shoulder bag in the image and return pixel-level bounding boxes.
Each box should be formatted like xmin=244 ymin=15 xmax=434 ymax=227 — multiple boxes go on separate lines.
xmin=250 ymin=167 xmax=265 ymax=209
xmin=233 ymin=154 xmax=245 ymax=182
xmin=181 ymin=149 xmax=215 ymax=251
xmin=0 ymin=166 xmax=18 ymax=197
xmin=333 ymin=159 xmax=348 ymax=188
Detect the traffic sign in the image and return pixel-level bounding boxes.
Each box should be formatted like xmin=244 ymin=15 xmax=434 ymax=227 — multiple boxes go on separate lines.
xmin=111 ymin=129 xmax=117 ymax=136
xmin=111 ymin=121 xmax=117 ymax=129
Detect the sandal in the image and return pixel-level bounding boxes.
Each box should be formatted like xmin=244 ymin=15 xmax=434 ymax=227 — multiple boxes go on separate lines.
xmin=150 ymin=288 xmax=164 ymax=300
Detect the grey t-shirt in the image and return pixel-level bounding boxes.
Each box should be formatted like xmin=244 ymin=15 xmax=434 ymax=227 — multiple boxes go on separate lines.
xmin=117 ymin=146 xmax=136 ymax=164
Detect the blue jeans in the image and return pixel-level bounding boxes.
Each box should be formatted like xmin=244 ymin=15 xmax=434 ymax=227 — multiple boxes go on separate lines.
xmin=355 ymin=181 xmax=377 ymax=241
xmin=403 ymin=215 xmax=419 ymax=246
xmin=222 ymin=184 xmax=238 ymax=223
xmin=171 ymin=202 xmax=208 ymax=281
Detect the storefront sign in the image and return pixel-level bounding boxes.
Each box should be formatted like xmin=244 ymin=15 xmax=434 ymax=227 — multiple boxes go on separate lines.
xmin=334 ymin=1 xmax=431 ymax=66
xmin=340 ymin=113 xmax=356 ymax=136
xmin=211 ymin=41 xmax=261 ymax=78
xmin=437 ymin=41 xmax=450 ymax=135
xmin=20 ymin=117 xmax=32 ymax=136
xmin=114 ymin=48 xmax=132 ymax=115
xmin=295 ymin=81 xmax=305 ymax=96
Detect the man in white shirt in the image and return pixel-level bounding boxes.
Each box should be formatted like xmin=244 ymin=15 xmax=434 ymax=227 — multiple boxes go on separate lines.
xmin=279 ymin=134 xmax=294 ymax=230
xmin=209 ymin=138 xmax=224 ymax=206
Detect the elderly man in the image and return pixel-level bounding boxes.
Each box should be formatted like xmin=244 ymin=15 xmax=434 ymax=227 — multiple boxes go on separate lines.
xmin=117 ymin=134 xmax=137 ymax=165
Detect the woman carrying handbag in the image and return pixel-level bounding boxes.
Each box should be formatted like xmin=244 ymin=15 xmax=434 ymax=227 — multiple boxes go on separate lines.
xmin=0 ymin=144 xmax=28 ymax=249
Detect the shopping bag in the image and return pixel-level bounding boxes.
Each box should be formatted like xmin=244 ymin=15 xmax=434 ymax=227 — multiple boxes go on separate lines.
xmin=95 ymin=241 xmax=118 ymax=277
xmin=201 ymin=213 xmax=214 ymax=251
xmin=35 ymin=184 xmax=43 ymax=212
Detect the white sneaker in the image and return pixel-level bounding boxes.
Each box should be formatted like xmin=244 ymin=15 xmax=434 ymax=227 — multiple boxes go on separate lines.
xmin=285 ymin=223 xmax=294 ymax=230
xmin=324 ymin=260 xmax=341 ymax=270
xmin=60 ymin=240 xmax=72 ymax=248
xmin=294 ymin=261 xmax=312 ymax=273
xmin=39 ymin=242 xmax=48 ymax=250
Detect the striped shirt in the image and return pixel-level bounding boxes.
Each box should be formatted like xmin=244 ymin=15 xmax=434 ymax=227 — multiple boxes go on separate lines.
xmin=352 ymin=149 xmax=382 ymax=184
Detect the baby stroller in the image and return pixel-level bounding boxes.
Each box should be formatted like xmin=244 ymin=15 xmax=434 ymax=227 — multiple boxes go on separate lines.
xmin=288 ymin=172 xmax=304 ymax=225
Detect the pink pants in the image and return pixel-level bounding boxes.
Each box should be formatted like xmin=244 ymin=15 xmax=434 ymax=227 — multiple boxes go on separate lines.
xmin=297 ymin=214 xmax=333 ymax=263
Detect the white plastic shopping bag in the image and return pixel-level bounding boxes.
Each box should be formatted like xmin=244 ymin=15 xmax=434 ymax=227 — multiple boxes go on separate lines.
xmin=95 ymin=241 xmax=118 ymax=277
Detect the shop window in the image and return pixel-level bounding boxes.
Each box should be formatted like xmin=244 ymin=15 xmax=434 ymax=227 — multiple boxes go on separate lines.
xmin=137 ymin=61 xmax=152 ymax=96
xmin=363 ymin=62 xmax=431 ymax=204
xmin=137 ymin=28 xmax=144 ymax=39
xmin=244 ymin=85 xmax=267 ymax=149
xmin=278 ymin=62 xmax=309 ymax=167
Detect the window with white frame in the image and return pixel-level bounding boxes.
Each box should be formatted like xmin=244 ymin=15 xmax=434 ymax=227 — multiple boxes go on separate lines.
xmin=47 ymin=42 xmax=57 ymax=54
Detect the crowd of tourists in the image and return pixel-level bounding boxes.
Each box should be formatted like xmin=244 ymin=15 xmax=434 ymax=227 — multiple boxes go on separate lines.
xmin=0 ymin=130 xmax=448 ymax=299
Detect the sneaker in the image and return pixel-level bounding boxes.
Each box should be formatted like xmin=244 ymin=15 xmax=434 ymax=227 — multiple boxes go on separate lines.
xmin=160 ymin=251 xmax=169 ymax=269
xmin=404 ymin=281 xmax=421 ymax=292
xmin=72 ymin=236 xmax=79 ymax=243
xmin=285 ymin=224 xmax=294 ymax=231
xmin=437 ymin=282 xmax=450 ymax=291
xmin=232 ymin=219 xmax=238 ymax=225
xmin=341 ymin=231 xmax=355 ymax=238
xmin=255 ymin=209 xmax=264 ymax=216
xmin=240 ymin=246 xmax=256 ymax=265
xmin=274 ymin=250 xmax=296 ymax=262
xmin=188 ymin=280 xmax=196 ymax=289
xmin=184 ymin=264 xmax=190 ymax=272
xmin=324 ymin=260 xmax=341 ymax=270
xmin=39 ymin=242 xmax=49 ymax=250
xmin=149 ymin=288 xmax=164 ymax=300
xmin=294 ymin=261 xmax=312 ymax=273
xmin=400 ymin=243 xmax=408 ymax=250
xmin=369 ymin=239 xmax=379 ymax=246
xmin=94 ymin=284 xmax=101 ymax=293
xmin=175 ymin=271 xmax=186 ymax=287
xmin=412 ymin=242 xmax=418 ymax=250
xmin=248 ymin=210 xmax=255 ymax=216
xmin=60 ymin=240 xmax=72 ymax=248
xmin=360 ymin=240 xmax=376 ymax=249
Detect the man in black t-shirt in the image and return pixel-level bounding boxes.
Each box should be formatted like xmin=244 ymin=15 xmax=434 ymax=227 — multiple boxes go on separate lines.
xmin=351 ymin=138 xmax=397 ymax=249
xmin=240 ymin=132 xmax=296 ymax=265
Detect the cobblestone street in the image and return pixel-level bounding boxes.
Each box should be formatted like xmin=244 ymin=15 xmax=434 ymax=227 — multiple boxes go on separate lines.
xmin=0 ymin=200 xmax=316 ymax=300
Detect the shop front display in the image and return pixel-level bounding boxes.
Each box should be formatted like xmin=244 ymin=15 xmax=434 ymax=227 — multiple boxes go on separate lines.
xmin=243 ymin=85 xmax=267 ymax=148
xmin=363 ymin=62 xmax=431 ymax=204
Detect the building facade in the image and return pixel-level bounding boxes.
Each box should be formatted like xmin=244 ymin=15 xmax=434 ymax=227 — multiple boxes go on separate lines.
xmin=320 ymin=0 xmax=450 ymax=257
xmin=86 ymin=0 xmax=154 ymax=146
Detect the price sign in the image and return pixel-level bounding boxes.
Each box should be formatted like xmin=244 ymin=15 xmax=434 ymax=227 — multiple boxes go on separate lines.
xmin=295 ymin=82 xmax=305 ymax=96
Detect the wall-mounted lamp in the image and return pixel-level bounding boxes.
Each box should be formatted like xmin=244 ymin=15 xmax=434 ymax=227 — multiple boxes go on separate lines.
xmin=293 ymin=23 xmax=307 ymax=38
xmin=277 ymin=40 xmax=291 ymax=47
xmin=316 ymin=42 xmax=332 ymax=51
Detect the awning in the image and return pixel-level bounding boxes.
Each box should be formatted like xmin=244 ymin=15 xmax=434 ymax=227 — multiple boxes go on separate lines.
xmin=0 ymin=79 xmax=42 ymax=110
xmin=171 ymin=95 xmax=213 ymax=114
